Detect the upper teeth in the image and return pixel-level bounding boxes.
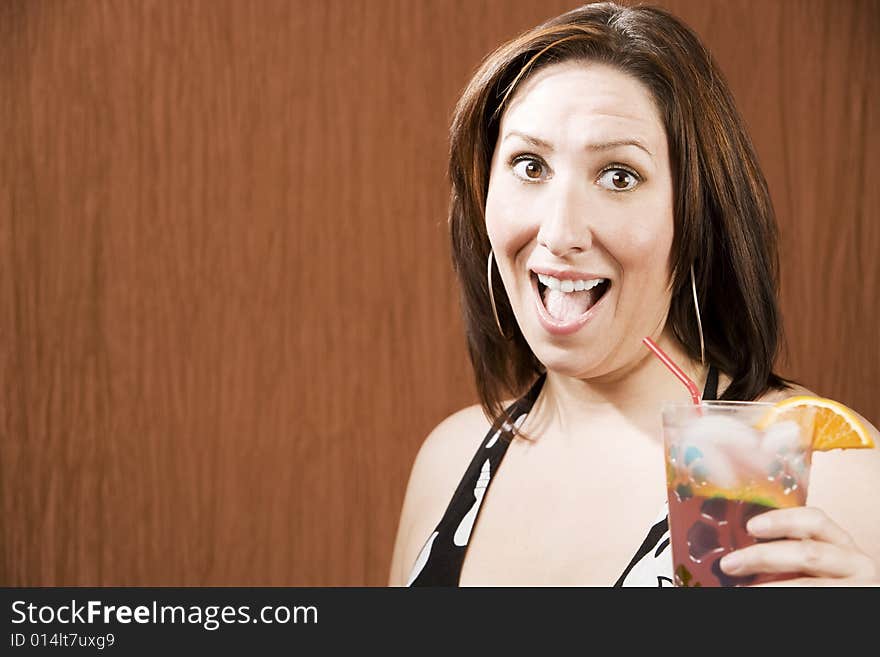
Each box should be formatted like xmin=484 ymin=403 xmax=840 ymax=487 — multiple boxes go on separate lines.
xmin=537 ymin=274 xmax=605 ymax=293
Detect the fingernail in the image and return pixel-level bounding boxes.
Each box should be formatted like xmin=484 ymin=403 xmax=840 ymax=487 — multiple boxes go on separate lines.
xmin=720 ymin=552 xmax=743 ymax=573
xmin=747 ymin=515 xmax=770 ymax=534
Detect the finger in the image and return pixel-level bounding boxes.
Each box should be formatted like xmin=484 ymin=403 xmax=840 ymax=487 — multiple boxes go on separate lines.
xmin=745 ymin=506 xmax=855 ymax=546
xmin=720 ymin=539 xmax=874 ymax=579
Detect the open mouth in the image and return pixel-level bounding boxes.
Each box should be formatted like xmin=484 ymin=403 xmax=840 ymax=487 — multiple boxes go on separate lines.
xmin=532 ymin=272 xmax=611 ymax=324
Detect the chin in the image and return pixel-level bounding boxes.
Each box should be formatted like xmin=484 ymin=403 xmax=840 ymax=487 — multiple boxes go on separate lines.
xmin=525 ymin=335 xmax=615 ymax=380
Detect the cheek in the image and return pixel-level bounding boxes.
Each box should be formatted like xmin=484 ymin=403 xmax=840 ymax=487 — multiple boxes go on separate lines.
xmin=610 ymin=207 xmax=674 ymax=281
xmin=484 ymin=179 xmax=535 ymax=256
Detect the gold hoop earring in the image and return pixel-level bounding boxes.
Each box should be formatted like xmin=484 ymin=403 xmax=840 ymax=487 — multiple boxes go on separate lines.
xmin=487 ymin=250 xmax=511 ymax=340
xmin=690 ymin=264 xmax=705 ymax=366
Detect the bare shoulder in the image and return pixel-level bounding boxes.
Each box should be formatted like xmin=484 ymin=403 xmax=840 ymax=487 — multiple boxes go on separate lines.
xmin=755 ymin=382 xmax=817 ymax=403
xmin=404 ymin=404 xmax=499 ymax=505
xmin=386 ymin=403 xmax=495 ymax=586
xmin=413 ymin=403 xmax=497 ymax=471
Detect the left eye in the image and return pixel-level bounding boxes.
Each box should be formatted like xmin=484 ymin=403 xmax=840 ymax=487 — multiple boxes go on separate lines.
xmin=597 ymin=168 xmax=640 ymax=191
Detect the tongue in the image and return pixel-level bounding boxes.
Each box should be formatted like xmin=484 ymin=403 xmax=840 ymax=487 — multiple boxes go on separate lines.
xmin=543 ymin=288 xmax=594 ymax=322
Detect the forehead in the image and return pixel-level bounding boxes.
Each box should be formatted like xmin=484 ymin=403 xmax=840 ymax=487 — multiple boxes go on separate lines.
xmin=499 ymin=60 xmax=666 ymax=148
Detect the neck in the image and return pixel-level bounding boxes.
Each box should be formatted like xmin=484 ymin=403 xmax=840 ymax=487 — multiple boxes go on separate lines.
xmin=531 ymin=331 xmax=709 ymax=439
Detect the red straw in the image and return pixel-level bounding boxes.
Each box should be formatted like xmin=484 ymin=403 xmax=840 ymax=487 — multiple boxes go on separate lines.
xmin=642 ymin=337 xmax=702 ymax=405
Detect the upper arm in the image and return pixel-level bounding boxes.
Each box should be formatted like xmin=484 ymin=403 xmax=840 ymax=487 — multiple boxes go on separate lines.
xmin=808 ymin=442 xmax=880 ymax=565
xmin=387 ymin=404 xmax=490 ymax=586
xmin=760 ymin=387 xmax=880 ymax=563
xmin=808 ymin=397 xmax=880 ymax=563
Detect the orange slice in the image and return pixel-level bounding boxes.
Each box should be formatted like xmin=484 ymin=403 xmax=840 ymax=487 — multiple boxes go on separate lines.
xmin=762 ymin=396 xmax=875 ymax=451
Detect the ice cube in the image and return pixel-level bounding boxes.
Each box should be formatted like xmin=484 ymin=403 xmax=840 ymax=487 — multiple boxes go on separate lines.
xmin=696 ymin=446 xmax=738 ymax=488
xmin=679 ymin=416 xmax=765 ymax=489
xmin=687 ymin=521 xmax=722 ymax=560
xmin=700 ymin=497 xmax=729 ymax=522
xmin=675 ymin=483 xmax=693 ymax=500
xmin=680 ymin=415 xmax=760 ymax=450
xmin=761 ymin=420 xmax=802 ymax=455
xmin=781 ymin=474 xmax=799 ymax=494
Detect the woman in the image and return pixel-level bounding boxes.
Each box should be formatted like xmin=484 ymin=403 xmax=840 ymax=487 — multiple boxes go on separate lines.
xmin=388 ymin=2 xmax=880 ymax=586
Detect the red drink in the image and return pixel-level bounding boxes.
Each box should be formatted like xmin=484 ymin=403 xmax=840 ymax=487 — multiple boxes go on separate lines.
xmin=663 ymin=402 xmax=814 ymax=587
xmin=667 ymin=494 xmax=803 ymax=587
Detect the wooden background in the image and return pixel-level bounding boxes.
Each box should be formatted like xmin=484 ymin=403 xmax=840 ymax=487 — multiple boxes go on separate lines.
xmin=1 ymin=0 xmax=877 ymax=586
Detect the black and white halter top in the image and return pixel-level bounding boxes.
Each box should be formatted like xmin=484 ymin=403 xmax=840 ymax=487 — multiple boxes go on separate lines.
xmin=407 ymin=366 xmax=719 ymax=586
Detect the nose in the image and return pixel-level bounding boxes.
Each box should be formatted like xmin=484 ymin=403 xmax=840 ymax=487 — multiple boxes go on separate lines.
xmin=536 ymin=174 xmax=594 ymax=257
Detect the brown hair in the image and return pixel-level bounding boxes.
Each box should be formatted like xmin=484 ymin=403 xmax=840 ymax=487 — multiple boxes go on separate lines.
xmin=448 ymin=1 xmax=792 ymax=434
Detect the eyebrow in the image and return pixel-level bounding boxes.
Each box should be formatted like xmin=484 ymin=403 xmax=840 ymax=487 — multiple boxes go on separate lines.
xmin=503 ymin=130 xmax=655 ymax=158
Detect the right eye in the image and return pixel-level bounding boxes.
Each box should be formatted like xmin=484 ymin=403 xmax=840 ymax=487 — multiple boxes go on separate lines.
xmin=511 ymin=156 xmax=549 ymax=182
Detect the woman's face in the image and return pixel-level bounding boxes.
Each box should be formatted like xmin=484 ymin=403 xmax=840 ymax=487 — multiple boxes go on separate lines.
xmin=485 ymin=60 xmax=675 ymax=380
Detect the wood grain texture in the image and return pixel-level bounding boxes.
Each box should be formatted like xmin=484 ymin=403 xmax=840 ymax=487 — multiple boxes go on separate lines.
xmin=0 ymin=0 xmax=876 ymax=586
